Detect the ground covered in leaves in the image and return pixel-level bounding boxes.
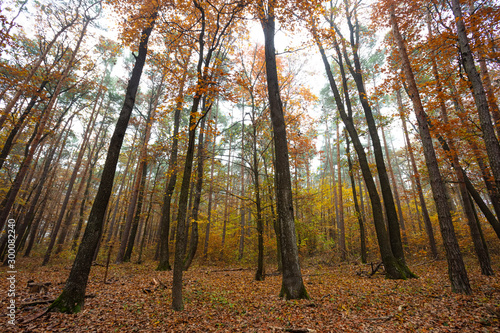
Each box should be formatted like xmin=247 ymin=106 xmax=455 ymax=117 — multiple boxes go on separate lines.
xmin=1 ymin=257 xmax=500 ymax=332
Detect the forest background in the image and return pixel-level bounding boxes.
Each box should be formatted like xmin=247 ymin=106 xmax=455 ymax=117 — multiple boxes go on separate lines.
xmin=1 ymin=0 xmax=500 ymax=331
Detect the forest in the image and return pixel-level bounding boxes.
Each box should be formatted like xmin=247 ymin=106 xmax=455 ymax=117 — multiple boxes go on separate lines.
xmin=1 ymin=0 xmax=500 ymax=331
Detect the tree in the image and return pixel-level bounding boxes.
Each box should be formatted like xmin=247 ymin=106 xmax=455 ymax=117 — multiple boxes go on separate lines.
xmin=450 ymin=0 xmax=500 ymax=195
xmin=331 ymin=0 xmax=410 ymax=270
xmin=387 ymin=1 xmax=471 ymax=294
xmin=49 ymin=4 xmax=158 ymax=312
xmin=309 ymin=13 xmax=413 ymax=279
xmin=0 ymin=1 xmax=100 ymax=232
xmin=171 ymin=0 xmax=246 ymax=311
xmin=156 ymin=49 xmax=190 ymax=271
xmin=257 ymin=0 xmax=308 ymax=299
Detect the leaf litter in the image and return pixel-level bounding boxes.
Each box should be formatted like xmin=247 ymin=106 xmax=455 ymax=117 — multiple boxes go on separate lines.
xmin=1 ymin=257 xmax=499 ymax=332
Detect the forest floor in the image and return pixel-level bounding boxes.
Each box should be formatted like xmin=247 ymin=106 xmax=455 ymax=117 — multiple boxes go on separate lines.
xmin=1 ymin=256 xmax=500 ymax=332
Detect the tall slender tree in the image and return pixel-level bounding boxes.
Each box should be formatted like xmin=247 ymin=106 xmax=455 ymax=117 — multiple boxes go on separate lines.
xmin=49 ymin=6 xmax=158 ymax=312
xmin=257 ymin=0 xmax=308 ymax=299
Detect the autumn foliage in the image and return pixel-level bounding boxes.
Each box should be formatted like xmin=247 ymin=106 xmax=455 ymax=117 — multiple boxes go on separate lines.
xmin=1 ymin=0 xmax=500 ymax=330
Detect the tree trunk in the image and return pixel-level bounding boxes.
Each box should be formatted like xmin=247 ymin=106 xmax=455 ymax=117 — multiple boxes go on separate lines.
xmin=251 ymin=105 xmax=265 ymax=281
xmin=336 ymin=120 xmax=346 ymax=260
xmin=341 ymin=11 xmax=407 ymax=266
xmin=157 ymin=64 xmax=188 ymax=271
xmin=171 ymin=93 xmax=202 ymax=311
xmin=238 ymin=102 xmax=246 ymax=261
xmin=123 ymin=162 xmax=148 ymax=262
xmin=72 ymin=109 xmax=110 ymax=251
xmin=450 ymin=0 xmax=500 ymax=193
xmin=325 ymin=125 xmax=338 ymax=242
xmin=203 ymin=99 xmax=219 ymax=259
xmin=427 ymin=14 xmax=493 ymax=276
xmin=0 ymin=80 xmax=48 ymax=170
xmin=345 ymin=131 xmax=367 ymax=263
xmin=49 ymin=18 xmax=156 ymax=313
xmin=220 ymin=124 xmax=233 ymax=260
xmin=116 ymin=158 xmax=143 ymax=263
xmin=312 ymin=23 xmax=413 ymax=279
xmin=264 ymin=153 xmax=281 ymax=272
xmin=138 ymin=164 xmax=160 ymax=264
xmin=184 ymin=102 xmax=210 ymax=270
xmin=122 ymin=74 xmax=161 ymax=262
xmin=260 ymin=5 xmax=308 ymax=299
xmin=379 ymin=109 xmax=407 ymax=246
xmin=116 ymin=98 xmax=157 ymax=263
xmin=390 ymin=6 xmax=471 ymax=293
xmin=105 ymin=128 xmax=139 ymax=246
xmin=396 ymin=90 xmax=438 ymax=258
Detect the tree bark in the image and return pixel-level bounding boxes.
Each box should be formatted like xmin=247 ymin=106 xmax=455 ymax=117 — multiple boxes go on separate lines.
xmin=450 ymin=0 xmax=500 ymax=194
xmin=42 ymin=78 xmax=101 ymax=265
xmin=336 ymin=120 xmax=346 ymax=260
xmin=345 ymin=131 xmax=367 ymax=263
xmin=49 ymin=17 xmax=156 ymax=313
xmin=396 ymin=90 xmax=438 ymax=258
xmin=312 ymin=22 xmax=413 ymax=279
xmin=340 ymin=9 xmax=407 ymax=266
xmin=390 ymin=5 xmax=470 ymax=293
xmin=260 ymin=3 xmax=308 ymax=299
xmin=203 ymin=100 xmax=219 ymax=259
xmin=157 ymin=64 xmax=188 ymax=271
xmin=184 ymin=101 xmax=209 ymax=270
xmin=427 ymin=14 xmax=493 ymax=276
xmin=123 ymin=162 xmax=148 ymax=262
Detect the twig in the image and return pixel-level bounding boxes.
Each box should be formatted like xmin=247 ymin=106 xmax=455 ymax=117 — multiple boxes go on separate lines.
xmin=271 ymin=327 xmax=317 ymax=333
xmin=321 ymin=293 xmax=331 ymax=300
xmin=365 ymin=315 xmax=394 ymax=322
xmin=370 ymin=262 xmax=384 ymax=276
xmin=210 ymin=267 xmax=251 ymax=273
xmin=19 ymin=308 xmax=49 ymax=324
xmin=20 ymin=299 xmax=52 ymax=307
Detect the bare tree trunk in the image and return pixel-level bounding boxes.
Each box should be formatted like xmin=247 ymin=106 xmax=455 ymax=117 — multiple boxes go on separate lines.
xmin=260 ymin=3 xmax=308 ymax=299
xmin=396 ymin=91 xmax=438 ymax=258
xmin=49 ymin=16 xmax=156 ymax=313
xmin=203 ymin=100 xmax=219 ymax=259
xmin=325 ymin=124 xmax=338 ymax=241
xmin=336 ymin=120 xmax=346 ymax=260
xmin=105 ymin=128 xmax=139 ymax=245
xmin=379 ymin=110 xmax=407 ymax=246
xmin=345 ymin=131 xmax=367 ymax=263
xmin=138 ymin=164 xmax=160 ymax=264
xmin=184 ymin=101 xmax=210 ymax=270
xmin=390 ymin=5 xmax=470 ymax=293
xmin=157 ymin=63 xmax=188 ymax=271
xmin=340 ymin=9 xmax=407 ymax=265
xmin=450 ymin=0 xmax=500 ymax=193
xmin=427 ymin=14 xmax=492 ymax=276
xmin=312 ymin=22 xmax=413 ymax=279
xmin=238 ymin=101 xmax=246 ymax=261
xmin=220 ymin=124 xmax=233 ymax=260
xmin=123 ymin=162 xmax=148 ymax=262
